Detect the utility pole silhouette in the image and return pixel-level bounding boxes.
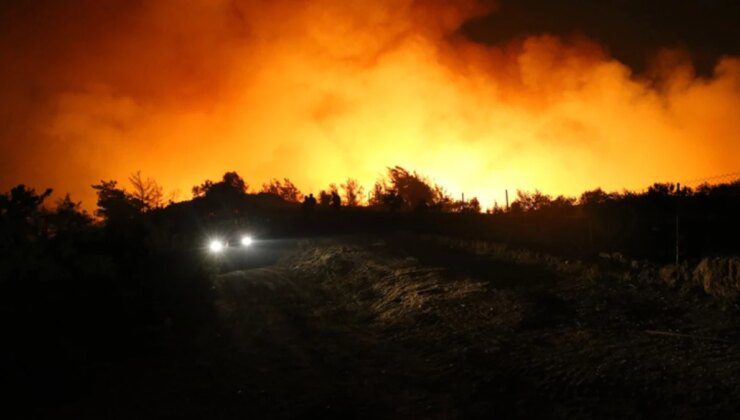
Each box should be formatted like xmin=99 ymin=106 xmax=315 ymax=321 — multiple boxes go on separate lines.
xmin=675 ymin=182 xmax=680 ymax=269
xmin=505 ymin=189 xmax=509 ymax=211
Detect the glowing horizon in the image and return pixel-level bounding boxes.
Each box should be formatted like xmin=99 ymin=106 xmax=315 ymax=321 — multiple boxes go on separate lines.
xmin=1 ymin=1 xmax=738 ymax=210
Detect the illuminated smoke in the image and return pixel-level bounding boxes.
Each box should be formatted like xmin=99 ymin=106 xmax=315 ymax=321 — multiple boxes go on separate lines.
xmin=1 ymin=0 xmax=738 ymax=209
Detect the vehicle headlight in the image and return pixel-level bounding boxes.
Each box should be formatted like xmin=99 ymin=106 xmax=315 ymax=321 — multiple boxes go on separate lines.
xmin=209 ymin=239 xmax=225 ymax=253
xmin=240 ymin=235 xmax=253 ymax=247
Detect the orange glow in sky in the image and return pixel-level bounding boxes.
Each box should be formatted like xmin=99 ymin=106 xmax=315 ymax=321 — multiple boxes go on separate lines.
xmin=1 ymin=0 xmax=738 ymax=209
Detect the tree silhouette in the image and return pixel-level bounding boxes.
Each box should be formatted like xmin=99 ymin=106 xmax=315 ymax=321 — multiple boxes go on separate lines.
xmin=129 ymin=171 xmax=164 ymax=210
xmin=513 ymin=190 xmax=553 ymax=212
xmin=368 ymin=181 xmax=385 ymax=207
xmin=341 ymin=178 xmax=364 ymax=207
xmin=368 ymin=179 xmax=398 ymax=210
xmin=0 ymin=184 xmax=52 ymax=220
xmin=430 ymin=184 xmax=453 ymax=212
xmin=192 ymin=172 xmax=248 ymax=200
xmin=262 ymin=178 xmax=303 ymax=202
xmin=47 ymin=194 xmax=92 ymax=234
xmin=579 ymin=188 xmax=615 ymax=207
xmin=0 ymin=184 xmax=52 ymax=245
xmin=489 ymin=202 xmax=505 ymax=214
xmin=387 ymin=166 xmax=435 ymax=210
xmin=369 ymin=166 xmax=451 ymax=211
xmin=91 ymin=180 xmax=142 ymax=224
xmin=549 ymin=195 xmax=576 ymax=210
xmin=222 ymin=171 xmax=248 ymax=193
xmin=647 ymin=183 xmax=676 ymax=197
xmin=192 ymin=180 xmax=214 ymax=198
xmin=457 ymin=197 xmax=481 ymax=213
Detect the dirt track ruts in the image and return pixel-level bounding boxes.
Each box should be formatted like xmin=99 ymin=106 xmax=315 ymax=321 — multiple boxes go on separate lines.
xmin=68 ymin=235 xmax=740 ymax=419
xmin=206 ymin=236 xmax=740 ymax=418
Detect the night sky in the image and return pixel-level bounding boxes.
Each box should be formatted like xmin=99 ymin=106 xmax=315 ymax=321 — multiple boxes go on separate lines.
xmin=463 ymin=0 xmax=739 ymax=74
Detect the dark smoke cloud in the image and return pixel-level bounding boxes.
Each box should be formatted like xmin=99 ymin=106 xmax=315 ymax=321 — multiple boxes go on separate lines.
xmin=463 ymin=0 xmax=740 ymax=74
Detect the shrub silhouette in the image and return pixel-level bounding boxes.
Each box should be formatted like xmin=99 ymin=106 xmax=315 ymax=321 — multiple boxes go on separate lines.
xmin=262 ymin=178 xmax=303 ymax=202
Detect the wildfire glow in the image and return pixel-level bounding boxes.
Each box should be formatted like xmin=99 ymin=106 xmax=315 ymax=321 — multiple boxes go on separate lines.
xmin=0 ymin=0 xmax=738 ymax=209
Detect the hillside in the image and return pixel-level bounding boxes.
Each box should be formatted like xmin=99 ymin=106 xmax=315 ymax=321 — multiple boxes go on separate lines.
xmin=53 ymin=234 xmax=740 ymax=418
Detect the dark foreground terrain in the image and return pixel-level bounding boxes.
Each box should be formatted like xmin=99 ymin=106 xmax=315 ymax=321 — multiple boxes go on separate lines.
xmin=43 ymin=235 xmax=740 ymax=418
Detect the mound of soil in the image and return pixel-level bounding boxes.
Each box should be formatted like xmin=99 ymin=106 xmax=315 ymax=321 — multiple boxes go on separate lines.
xmin=693 ymin=257 xmax=740 ymax=298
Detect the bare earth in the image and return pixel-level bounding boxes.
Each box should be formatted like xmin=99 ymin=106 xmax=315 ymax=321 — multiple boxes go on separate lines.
xmin=69 ymin=235 xmax=740 ymax=418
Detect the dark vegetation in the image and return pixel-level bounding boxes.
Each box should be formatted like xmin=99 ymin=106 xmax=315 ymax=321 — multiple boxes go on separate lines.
xmin=181 ymin=167 xmax=739 ymax=262
xmin=1 ymin=184 xmax=214 ymax=413
xmin=1 ymin=166 xmax=738 ymax=417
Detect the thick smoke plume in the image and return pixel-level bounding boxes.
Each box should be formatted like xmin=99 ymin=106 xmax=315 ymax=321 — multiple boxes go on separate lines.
xmin=1 ymin=0 xmax=738 ymax=208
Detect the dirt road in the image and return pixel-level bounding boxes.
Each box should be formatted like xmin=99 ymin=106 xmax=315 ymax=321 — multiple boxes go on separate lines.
xmin=71 ymin=235 xmax=740 ymax=418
